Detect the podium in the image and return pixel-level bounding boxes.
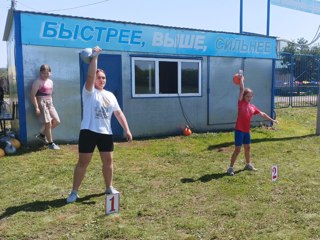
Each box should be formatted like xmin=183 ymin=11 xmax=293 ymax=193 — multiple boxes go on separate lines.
xmin=105 ymin=190 xmax=120 ymax=215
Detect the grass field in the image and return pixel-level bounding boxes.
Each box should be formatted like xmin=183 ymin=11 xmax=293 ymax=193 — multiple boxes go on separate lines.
xmin=1 ymin=107 xmax=320 ymax=240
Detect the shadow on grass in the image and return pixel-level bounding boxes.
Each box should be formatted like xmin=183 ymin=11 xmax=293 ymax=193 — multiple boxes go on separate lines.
xmin=12 ymin=140 xmax=78 ymax=156
xmin=184 ymin=134 xmax=317 ymax=183
xmin=181 ymin=169 xmax=245 ymax=183
xmin=192 ymin=134 xmax=317 ymax=183
xmin=208 ymin=134 xmax=316 ymax=150
xmin=0 ymin=192 xmax=105 ymax=220
xmin=78 ymin=192 xmax=105 ymax=205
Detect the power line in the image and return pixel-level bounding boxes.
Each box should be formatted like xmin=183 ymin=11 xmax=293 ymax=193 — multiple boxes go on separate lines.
xmin=278 ymin=24 xmax=320 ymax=46
xmin=15 ymin=0 xmax=109 ymax=13
xmin=44 ymin=0 xmax=110 ymax=13
xmin=15 ymin=1 xmax=39 ymax=11
xmin=310 ymin=24 xmax=320 ymax=43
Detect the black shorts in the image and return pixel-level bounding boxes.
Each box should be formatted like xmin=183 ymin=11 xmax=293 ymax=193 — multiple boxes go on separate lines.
xmin=78 ymin=129 xmax=114 ymax=153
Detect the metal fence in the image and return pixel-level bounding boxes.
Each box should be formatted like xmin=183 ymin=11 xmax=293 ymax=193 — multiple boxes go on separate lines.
xmin=275 ymin=52 xmax=319 ymax=108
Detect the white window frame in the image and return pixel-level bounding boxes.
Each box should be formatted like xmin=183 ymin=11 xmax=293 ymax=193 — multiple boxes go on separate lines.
xmin=132 ymin=57 xmax=202 ymax=97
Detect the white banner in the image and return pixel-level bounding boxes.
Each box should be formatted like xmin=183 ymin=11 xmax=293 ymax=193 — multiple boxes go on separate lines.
xmin=271 ymin=0 xmax=320 ymax=15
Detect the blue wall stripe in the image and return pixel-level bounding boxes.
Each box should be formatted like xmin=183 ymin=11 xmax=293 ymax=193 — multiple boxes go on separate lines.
xmin=14 ymin=12 xmax=27 ymax=143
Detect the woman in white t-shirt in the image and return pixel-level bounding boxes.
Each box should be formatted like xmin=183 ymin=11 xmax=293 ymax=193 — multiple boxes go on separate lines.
xmin=67 ymin=46 xmax=132 ymax=203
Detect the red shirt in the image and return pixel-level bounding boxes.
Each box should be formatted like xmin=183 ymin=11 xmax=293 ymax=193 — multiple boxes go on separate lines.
xmin=235 ymin=100 xmax=261 ymax=133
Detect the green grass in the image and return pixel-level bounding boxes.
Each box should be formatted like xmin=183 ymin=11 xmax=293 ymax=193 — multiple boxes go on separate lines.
xmin=1 ymin=107 xmax=320 ymax=240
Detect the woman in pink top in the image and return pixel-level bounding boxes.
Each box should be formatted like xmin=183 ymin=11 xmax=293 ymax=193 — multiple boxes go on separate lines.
xmin=30 ymin=64 xmax=61 ymax=150
xmin=227 ymin=73 xmax=278 ymax=176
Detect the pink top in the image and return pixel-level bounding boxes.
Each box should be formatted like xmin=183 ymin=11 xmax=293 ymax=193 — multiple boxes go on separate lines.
xmin=235 ymin=100 xmax=261 ymax=133
xmin=36 ymin=79 xmax=53 ymax=97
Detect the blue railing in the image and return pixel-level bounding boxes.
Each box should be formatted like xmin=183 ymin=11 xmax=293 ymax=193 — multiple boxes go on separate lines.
xmin=275 ymin=52 xmax=319 ymax=108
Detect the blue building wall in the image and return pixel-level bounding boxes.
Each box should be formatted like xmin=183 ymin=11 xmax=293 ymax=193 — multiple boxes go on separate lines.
xmin=3 ymin=10 xmax=277 ymax=143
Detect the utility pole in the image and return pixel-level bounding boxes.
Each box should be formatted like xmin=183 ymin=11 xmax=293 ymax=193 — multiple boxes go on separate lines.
xmin=316 ymin=87 xmax=320 ymax=135
xmin=11 ymin=0 xmax=16 ymax=9
xmin=239 ymin=0 xmax=243 ymax=34
xmin=266 ymin=0 xmax=270 ymax=36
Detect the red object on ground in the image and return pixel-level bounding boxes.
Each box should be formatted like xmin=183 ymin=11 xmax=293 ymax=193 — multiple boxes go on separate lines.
xmin=183 ymin=127 xmax=192 ymax=136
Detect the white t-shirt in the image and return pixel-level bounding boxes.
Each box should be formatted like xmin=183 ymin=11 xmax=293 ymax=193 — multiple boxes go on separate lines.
xmin=80 ymin=87 xmax=120 ymax=134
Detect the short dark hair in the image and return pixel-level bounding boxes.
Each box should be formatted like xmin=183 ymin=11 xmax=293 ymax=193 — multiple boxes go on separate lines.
xmin=96 ymin=68 xmax=105 ymax=74
xmin=40 ymin=64 xmax=51 ymax=72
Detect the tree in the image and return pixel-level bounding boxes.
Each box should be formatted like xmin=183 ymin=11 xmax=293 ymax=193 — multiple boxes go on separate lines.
xmin=0 ymin=68 xmax=8 ymax=94
xmin=281 ymin=38 xmax=320 ymax=83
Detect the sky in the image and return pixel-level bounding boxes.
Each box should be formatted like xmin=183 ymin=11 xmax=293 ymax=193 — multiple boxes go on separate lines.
xmin=1 ymin=0 xmax=320 ymax=68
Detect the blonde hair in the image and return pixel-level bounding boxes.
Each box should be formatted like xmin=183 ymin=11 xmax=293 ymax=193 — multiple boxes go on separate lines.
xmin=243 ymin=88 xmax=253 ymax=96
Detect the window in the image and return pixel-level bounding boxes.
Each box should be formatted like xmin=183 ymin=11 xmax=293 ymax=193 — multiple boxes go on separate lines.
xmin=132 ymin=57 xmax=201 ymax=97
xmin=181 ymin=62 xmax=200 ymax=94
xmin=134 ymin=60 xmax=155 ymax=94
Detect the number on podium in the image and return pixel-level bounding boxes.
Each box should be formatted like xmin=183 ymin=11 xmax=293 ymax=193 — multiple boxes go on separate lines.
xmin=106 ymin=192 xmax=120 ymax=215
xmin=272 ymin=165 xmax=278 ymax=182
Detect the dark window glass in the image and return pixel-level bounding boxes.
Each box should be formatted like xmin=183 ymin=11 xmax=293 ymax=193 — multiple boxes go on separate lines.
xmin=135 ymin=60 xmax=155 ymax=94
xmin=159 ymin=61 xmax=178 ymax=94
xmin=181 ymin=62 xmax=199 ymax=93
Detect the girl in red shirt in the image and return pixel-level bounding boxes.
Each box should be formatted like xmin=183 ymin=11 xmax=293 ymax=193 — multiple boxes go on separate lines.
xmin=227 ymin=74 xmax=278 ymax=176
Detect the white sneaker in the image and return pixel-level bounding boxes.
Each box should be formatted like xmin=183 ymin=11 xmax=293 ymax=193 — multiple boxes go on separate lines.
xmin=48 ymin=143 xmax=60 ymax=150
xmin=106 ymin=186 xmax=119 ymax=194
xmin=227 ymin=167 xmax=235 ymax=176
xmin=66 ymin=191 xmax=79 ymax=203
xmin=244 ymin=163 xmax=257 ymax=171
